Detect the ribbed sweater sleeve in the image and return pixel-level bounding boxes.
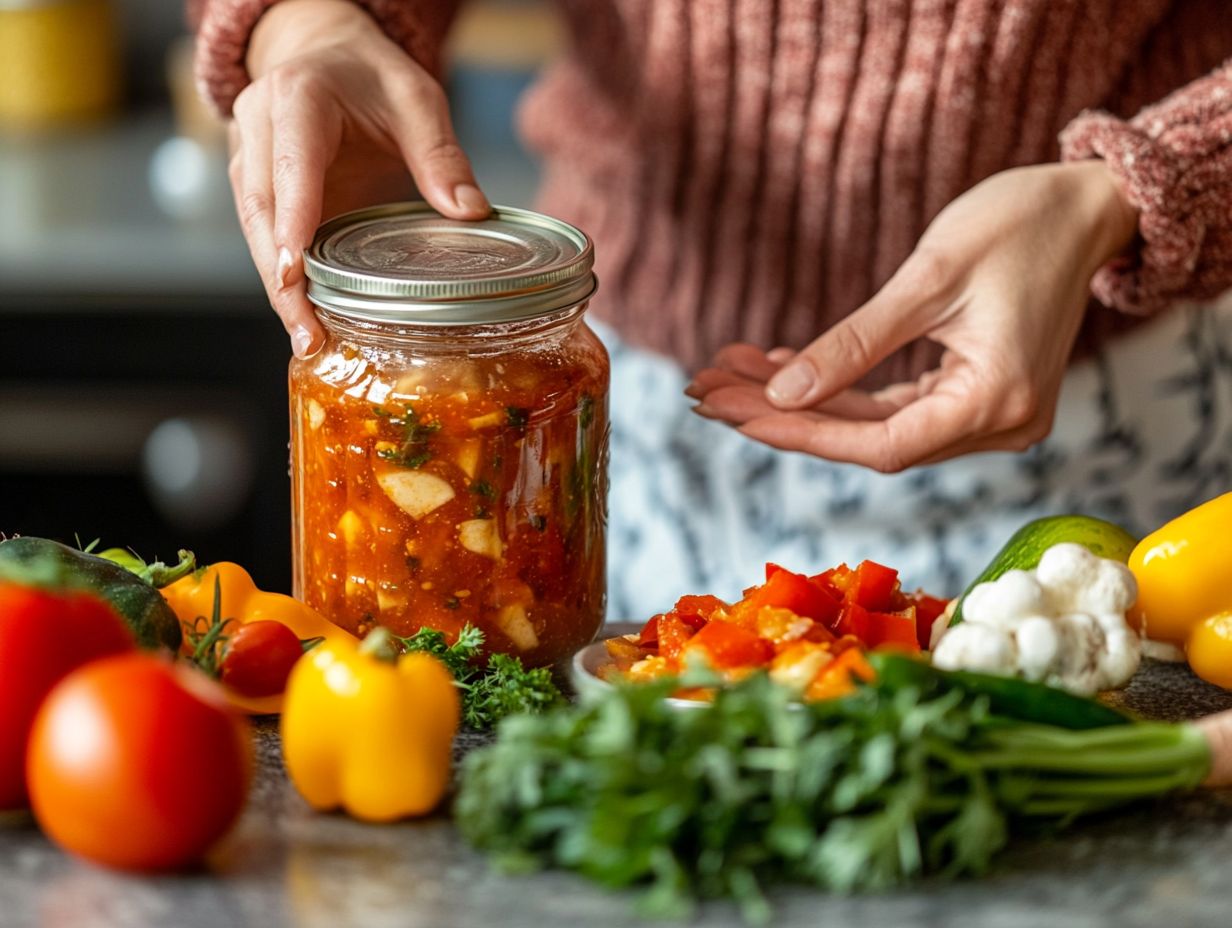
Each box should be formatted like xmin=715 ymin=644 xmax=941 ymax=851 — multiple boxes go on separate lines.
xmin=193 ymin=0 xmax=459 ymax=116
xmin=1061 ymin=61 xmax=1232 ymax=315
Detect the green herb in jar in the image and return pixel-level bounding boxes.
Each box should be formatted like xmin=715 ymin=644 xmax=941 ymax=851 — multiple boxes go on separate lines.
xmin=470 ymin=479 xmax=498 ymax=501
xmin=376 ymin=405 xmax=442 ymax=469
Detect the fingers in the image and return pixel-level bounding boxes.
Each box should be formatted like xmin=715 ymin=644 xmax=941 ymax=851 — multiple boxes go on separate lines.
xmin=766 ymin=251 xmax=955 ymax=410
xmin=269 ymin=89 xmax=338 ymax=356
xmin=689 ymin=365 xmax=917 ymax=422
xmin=712 ymin=343 xmax=786 ymax=381
xmin=232 ymin=86 xmax=324 ymax=358
xmin=735 ymin=367 xmax=1050 ymax=472
xmin=271 ymin=90 xmax=336 ymax=276
xmin=381 ymin=67 xmax=490 ymax=220
xmin=738 ymin=389 xmax=977 ymax=473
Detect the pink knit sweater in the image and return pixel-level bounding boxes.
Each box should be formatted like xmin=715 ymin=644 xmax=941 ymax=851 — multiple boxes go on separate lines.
xmin=195 ymin=0 xmax=1232 ymax=380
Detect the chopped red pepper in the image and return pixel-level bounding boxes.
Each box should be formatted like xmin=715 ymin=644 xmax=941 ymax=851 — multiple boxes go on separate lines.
xmin=810 ymin=564 xmax=853 ymax=601
xmin=638 ymin=614 xmax=664 ymax=648
xmin=674 ymin=594 xmax=727 ymax=623
xmin=685 ymin=620 xmax=774 ymax=669
xmin=836 ymin=602 xmax=871 ymax=641
xmin=871 ymin=607 xmax=920 ymax=652
xmin=743 ymin=568 xmax=841 ymax=627
xmin=850 ymin=560 xmax=900 ymax=611
xmin=837 ymin=602 xmax=919 ymax=652
xmin=910 ymin=594 xmax=950 ymax=650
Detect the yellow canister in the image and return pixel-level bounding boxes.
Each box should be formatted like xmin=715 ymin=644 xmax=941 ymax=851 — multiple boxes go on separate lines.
xmin=0 ymin=0 xmax=122 ymax=132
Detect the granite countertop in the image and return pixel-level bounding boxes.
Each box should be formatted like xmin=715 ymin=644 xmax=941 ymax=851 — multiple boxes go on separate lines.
xmin=4 ymin=658 xmax=1232 ymax=928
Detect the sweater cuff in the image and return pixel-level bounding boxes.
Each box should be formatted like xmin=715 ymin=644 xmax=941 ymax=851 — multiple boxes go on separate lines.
xmin=193 ymin=0 xmax=449 ymax=117
xmin=1060 ymin=63 xmax=1232 ymax=315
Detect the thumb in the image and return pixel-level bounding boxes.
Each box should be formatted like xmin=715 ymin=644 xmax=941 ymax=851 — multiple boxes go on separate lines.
xmin=766 ymin=256 xmax=951 ymax=409
xmin=383 ymin=71 xmax=490 ymax=220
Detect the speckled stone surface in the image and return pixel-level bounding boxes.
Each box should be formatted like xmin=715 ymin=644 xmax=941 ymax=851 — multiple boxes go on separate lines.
xmin=3 ymin=658 xmax=1232 ymax=928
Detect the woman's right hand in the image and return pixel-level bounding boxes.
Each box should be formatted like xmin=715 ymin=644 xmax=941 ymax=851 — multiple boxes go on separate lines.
xmin=230 ymin=0 xmax=490 ymax=357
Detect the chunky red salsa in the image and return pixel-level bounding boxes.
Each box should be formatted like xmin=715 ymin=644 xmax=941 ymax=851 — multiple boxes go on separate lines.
xmin=291 ymin=333 xmax=609 ymax=667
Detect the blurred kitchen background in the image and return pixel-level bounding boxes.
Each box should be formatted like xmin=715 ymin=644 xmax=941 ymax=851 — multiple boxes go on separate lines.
xmin=0 ymin=0 xmax=557 ymax=588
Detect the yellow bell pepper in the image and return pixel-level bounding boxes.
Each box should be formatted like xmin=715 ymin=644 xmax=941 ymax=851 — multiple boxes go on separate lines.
xmin=1129 ymin=492 xmax=1232 ymax=688
xmin=280 ymin=629 xmax=459 ymax=822
xmin=161 ymin=562 xmax=356 ymax=714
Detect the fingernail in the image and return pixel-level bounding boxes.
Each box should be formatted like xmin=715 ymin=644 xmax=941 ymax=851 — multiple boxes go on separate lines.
xmin=767 ymin=363 xmax=816 ymax=404
xmin=692 ymin=403 xmax=715 ymax=417
xmin=292 ymin=326 xmax=317 ymax=360
xmin=275 ymin=247 xmax=296 ymax=290
xmin=453 ymin=184 xmax=490 ymax=215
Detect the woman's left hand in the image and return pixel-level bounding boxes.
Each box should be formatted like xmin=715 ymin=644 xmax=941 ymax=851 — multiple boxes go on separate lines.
xmin=687 ymin=162 xmax=1138 ymax=472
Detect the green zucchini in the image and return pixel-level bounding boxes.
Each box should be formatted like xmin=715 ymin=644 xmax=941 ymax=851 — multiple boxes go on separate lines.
xmin=871 ymin=653 xmax=1129 ymax=729
xmin=0 ymin=536 xmax=184 ymax=651
xmin=951 ymin=515 xmax=1137 ymax=626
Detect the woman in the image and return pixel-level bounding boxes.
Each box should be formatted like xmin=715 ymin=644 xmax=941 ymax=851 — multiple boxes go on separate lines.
xmin=195 ymin=0 xmax=1232 ymax=615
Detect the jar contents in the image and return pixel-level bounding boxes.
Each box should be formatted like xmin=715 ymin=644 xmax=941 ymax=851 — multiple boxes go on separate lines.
xmin=292 ymin=327 xmax=608 ymax=667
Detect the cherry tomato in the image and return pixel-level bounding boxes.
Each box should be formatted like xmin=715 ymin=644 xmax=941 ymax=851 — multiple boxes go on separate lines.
xmin=0 ymin=583 xmax=134 ymax=810
xmin=26 ymin=654 xmax=251 ymax=871
xmin=220 ymin=621 xmax=305 ymax=698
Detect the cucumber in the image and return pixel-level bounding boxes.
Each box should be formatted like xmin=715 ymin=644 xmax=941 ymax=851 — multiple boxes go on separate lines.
xmin=871 ymin=653 xmax=1129 ymax=729
xmin=951 ymin=515 xmax=1138 ymax=626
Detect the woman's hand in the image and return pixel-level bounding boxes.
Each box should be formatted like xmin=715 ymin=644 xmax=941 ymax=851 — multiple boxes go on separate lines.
xmin=230 ymin=0 xmax=489 ymax=357
xmin=687 ymin=161 xmax=1138 ymax=472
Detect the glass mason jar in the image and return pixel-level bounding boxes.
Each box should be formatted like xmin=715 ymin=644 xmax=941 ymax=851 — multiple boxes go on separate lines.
xmin=290 ymin=204 xmax=609 ymax=667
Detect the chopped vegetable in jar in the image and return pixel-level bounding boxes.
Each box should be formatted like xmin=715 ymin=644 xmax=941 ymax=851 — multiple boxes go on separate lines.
xmin=292 ymin=345 xmax=609 ymax=667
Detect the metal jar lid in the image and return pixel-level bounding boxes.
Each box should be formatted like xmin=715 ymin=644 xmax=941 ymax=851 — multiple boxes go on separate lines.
xmin=304 ymin=202 xmax=596 ymax=326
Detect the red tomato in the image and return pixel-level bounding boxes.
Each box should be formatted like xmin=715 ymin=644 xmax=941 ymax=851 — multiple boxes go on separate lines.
xmin=849 ymin=560 xmax=900 ymax=610
xmin=0 ymin=584 xmax=134 ymax=810
xmin=685 ymin=620 xmax=774 ymax=669
xmin=26 ymin=654 xmax=251 ymax=871
xmin=220 ymin=621 xmax=305 ymax=698
xmin=743 ymin=568 xmax=841 ymax=627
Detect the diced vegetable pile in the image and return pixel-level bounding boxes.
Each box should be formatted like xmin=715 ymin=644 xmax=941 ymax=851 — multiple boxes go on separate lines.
xmin=606 ymin=559 xmax=949 ymax=701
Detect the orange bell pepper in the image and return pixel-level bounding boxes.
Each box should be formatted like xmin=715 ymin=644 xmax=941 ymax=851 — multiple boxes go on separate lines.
xmin=161 ymin=563 xmax=356 ymax=714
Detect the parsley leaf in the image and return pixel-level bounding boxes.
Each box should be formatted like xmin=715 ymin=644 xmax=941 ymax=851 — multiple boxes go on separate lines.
xmin=376 ymin=404 xmax=441 ymax=469
xmin=464 ymin=654 xmax=565 ymax=729
xmin=456 ymin=656 xmax=1210 ymax=921
xmin=470 ymin=479 xmax=497 ymax=500
xmin=396 ymin=623 xmax=564 ymax=730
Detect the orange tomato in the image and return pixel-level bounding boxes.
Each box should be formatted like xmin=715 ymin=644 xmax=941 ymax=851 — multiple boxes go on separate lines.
xmin=26 ymin=654 xmax=251 ymax=871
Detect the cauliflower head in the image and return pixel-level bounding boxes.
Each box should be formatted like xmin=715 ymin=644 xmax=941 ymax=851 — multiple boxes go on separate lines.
xmin=932 ymin=543 xmax=1140 ymax=696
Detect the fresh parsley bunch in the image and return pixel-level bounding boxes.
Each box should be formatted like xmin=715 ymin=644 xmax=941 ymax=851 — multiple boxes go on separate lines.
xmin=397 ymin=624 xmax=565 ymax=730
xmin=455 ymin=655 xmax=1208 ymax=922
